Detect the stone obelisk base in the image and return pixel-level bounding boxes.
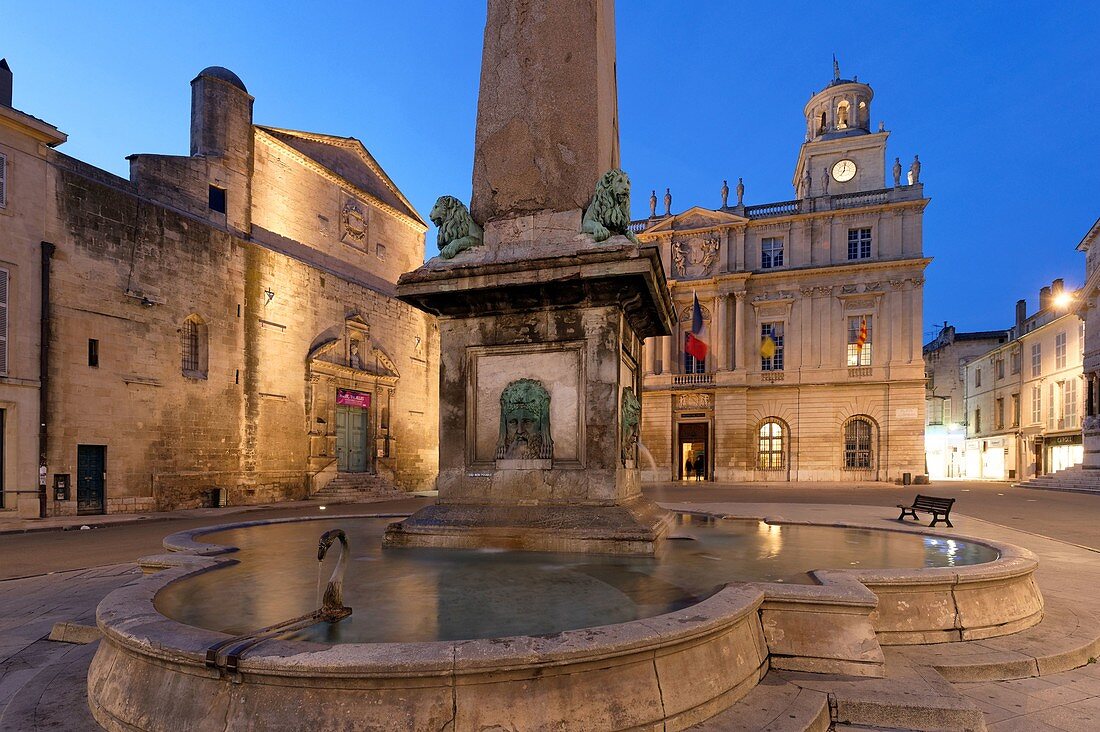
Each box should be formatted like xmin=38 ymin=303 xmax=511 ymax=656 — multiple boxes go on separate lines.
xmin=384 ymin=498 xmax=672 ymax=555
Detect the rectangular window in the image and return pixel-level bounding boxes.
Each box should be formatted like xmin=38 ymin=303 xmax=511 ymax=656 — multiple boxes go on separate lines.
xmin=944 ymin=396 xmax=952 ymax=424
xmin=847 ymin=227 xmax=872 ymax=260
xmin=995 ymin=398 xmax=1005 ymax=430
xmin=208 ymin=185 xmax=227 ymax=214
xmin=1011 ymin=349 xmax=1021 ymax=375
xmin=1056 ymin=331 xmax=1067 ymax=369
xmin=683 ymin=333 xmax=706 ymax=374
xmin=995 ymin=358 xmax=1005 ymax=379
xmin=761 ymin=237 xmax=784 ymax=269
xmin=0 ymin=151 xmax=7 ymax=208
xmin=1049 ymin=383 xmax=1057 ymax=429
xmin=0 ymin=267 xmax=8 ymax=374
xmin=1031 ymin=343 xmax=1042 ymax=377
xmin=846 ymin=315 xmax=872 ymax=366
xmin=975 ymin=367 xmax=982 ymax=388
xmin=1011 ymin=393 xmax=1020 ymax=427
xmin=88 ymin=338 xmax=99 ymax=368
xmin=1032 ymin=385 xmax=1042 ymax=424
xmin=761 ymin=322 xmax=784 ymax=371
xmin=974 ymin=408 xmax=981 ymax=434
xmin=375 ymin=242 xmax=387 ymax=260
xmin=1065 ymin=378 xmax=1079 ymax=429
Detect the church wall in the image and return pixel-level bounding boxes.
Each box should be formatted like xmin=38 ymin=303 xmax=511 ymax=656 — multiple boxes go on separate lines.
xmin=43 ymin=158 xmax=438 ymax=515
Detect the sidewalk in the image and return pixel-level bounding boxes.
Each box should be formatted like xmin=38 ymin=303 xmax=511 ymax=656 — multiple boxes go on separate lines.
xmin=0 ymin=501 xmax=321 ymax=535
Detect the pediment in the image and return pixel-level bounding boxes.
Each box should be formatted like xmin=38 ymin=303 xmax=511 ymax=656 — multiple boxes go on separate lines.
xmin=641 ymin=207 xmax=747 ymax=235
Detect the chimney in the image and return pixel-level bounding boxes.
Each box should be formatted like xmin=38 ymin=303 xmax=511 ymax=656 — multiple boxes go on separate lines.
xmin=1052 ymin=278 xmax=1065 ymax=295
xmin=1040 ymin=286 xmax=1052 ymax=310
xmin=1015 ymin=299 xmax=1027 ymax=331
xmin=0 ymin=59 xmax=12 ymax=108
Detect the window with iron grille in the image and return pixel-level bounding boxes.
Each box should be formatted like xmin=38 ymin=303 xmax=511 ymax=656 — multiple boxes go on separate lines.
xmin=1056 ymin=331 xmax=1067 ymax=369
xmin=974 ymin=408 xmax=982 ymax=434
xmin=182 ymin=320 xmax=199 ymax=371
xmin=1032 ymin=343 xmax=1042 ymax=377
xmin=844 ymin=417 xmax=873 ymax=469
xmin=846 ymin=315 xmax=872 ymax=366
xmin=757 ymin=419 xmax=786 ymax=470
xmin=847 ymin=228 xmax=871 ymax=260
xmin=0 ymin=267 xmax=8 ymax=374
xmin=761 ymin=237 xmax=784 ymax=269
xmin=760 ymin=322 xmax=784 ymax=371
xmin=181 ymin=315 xmax=208 ymax=378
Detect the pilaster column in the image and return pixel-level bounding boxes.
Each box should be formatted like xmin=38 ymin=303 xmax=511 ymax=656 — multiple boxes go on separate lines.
xmin=734 ymin=292 xmax=746 ymax=371
xmin=661 ymin=335 xmax=672 ymax=376
xmin=714 ymin=294 xmax=728 ymax=370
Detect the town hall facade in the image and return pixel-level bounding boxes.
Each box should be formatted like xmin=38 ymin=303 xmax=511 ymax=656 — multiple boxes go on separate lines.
xmin=634 ymin=69 xmax=929 ymax=482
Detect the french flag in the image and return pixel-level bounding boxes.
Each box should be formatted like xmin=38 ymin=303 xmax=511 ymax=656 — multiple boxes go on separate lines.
xmin=685 ymin=292 xmax=708 ymax=361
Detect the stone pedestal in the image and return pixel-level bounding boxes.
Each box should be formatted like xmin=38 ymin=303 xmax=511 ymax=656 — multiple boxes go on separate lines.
xmin=385 ymin=224 xmax=675 ymax=554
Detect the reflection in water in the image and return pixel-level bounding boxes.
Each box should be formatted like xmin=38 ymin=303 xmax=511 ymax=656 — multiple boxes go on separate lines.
xmin=156 ymin=515 xmax=998 ymax=644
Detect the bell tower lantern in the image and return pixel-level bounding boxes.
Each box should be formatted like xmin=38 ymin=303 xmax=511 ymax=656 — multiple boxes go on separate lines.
xmin=793 ymin=60 xmax=888 ymax=199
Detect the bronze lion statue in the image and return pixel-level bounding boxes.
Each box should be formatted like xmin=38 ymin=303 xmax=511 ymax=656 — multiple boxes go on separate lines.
xmin=430 ymin=195 xmax=483 ymax=259
xmin=582 ymin=169 xmax=638 ymax=244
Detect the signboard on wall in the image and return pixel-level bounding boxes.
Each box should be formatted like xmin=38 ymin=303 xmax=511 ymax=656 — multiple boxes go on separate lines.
xmin=336 ymin=389 xmax=371 ymax=409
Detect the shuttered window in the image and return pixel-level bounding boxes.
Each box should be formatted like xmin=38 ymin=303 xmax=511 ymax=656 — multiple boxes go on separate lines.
xmin=0 ymin=151 xmax=7 ymax=208
xmin=0 ymin=267 xmax=8 ymax=374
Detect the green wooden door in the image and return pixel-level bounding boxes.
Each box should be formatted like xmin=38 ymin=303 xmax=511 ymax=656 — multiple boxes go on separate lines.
xmin=336 ymin=406 xmax=369 ymax=473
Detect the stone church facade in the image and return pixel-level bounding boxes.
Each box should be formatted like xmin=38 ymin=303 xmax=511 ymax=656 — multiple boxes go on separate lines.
xmin=1 ymin=64 xmax=438 ymax=516
xmin=634 ymin=71 xmax=928 ymax=482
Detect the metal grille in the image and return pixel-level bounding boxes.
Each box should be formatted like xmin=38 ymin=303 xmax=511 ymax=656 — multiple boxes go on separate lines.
xmin=181 ymin=319 xmax=199 ymax=372
xmin=844 ymin=418 xmax=873 ymax=469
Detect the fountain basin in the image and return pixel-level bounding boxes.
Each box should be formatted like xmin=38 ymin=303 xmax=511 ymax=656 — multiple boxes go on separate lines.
xmin=88 ymin=512 xmax=1043 ymax=731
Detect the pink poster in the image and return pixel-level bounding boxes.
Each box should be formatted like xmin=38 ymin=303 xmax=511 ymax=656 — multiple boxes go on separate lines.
xmin=336 ymin=389 xmax=371 ymax=408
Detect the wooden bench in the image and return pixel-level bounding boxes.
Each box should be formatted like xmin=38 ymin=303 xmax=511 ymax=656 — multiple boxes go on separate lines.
xmin=896 ymin=494 xmax=955 ymax=528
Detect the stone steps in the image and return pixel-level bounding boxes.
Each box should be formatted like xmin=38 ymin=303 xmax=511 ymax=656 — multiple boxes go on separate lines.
xmin=310 ymin=473 xmax=406 ymax=504
xmin=1017 ymin=466 xmax=1100 ymax=494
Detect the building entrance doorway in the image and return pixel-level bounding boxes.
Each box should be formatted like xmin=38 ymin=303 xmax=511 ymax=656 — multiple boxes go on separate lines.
xmin=77 ymin=445 xmax=106 ymax=515
xmin=677 ymin=422 xmax=709 ymax=481
xmin=336 ymin=402 xmax=371 ymax=473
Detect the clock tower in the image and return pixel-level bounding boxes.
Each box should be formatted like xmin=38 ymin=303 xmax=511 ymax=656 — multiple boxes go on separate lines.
xmin=793 ymin=63 xmax=887 ymax=198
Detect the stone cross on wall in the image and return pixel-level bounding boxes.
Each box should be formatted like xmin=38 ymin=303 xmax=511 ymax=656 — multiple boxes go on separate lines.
xmin=471 ymin=0 xmax=621 ymax=225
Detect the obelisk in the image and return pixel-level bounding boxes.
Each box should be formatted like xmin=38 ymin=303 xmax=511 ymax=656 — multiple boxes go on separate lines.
xmin=386 ymin=0 xmax=675 ymax=555
xmin=471 ymin=0 xmax=620 ymax=224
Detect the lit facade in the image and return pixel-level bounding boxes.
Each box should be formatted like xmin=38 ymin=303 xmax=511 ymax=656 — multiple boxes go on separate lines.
xmin=923 ymin=326 xmax=1008 ymax=479
xmin=963 ymin=281 xmax=1084 ymax=481
xmin=634 ymin=70 xmax=928 ymax=482
xmin=1 ymin=65 xmax=439 ymax=517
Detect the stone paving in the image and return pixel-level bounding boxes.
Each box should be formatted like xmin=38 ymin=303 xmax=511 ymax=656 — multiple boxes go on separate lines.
xmin=1 ymin=485 xmax=1099 ymax=730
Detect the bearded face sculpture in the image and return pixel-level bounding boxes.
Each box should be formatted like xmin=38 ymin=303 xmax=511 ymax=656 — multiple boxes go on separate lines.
xmin=495 ymin=379 xmax=553 ymax=460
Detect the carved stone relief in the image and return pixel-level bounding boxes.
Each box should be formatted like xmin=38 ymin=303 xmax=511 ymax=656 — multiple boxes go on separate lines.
xmin=676 ymin=393 xmax=713 ymax=410
xmin=342 ymin=201 xmax=367 ymax=242
xmin=620 ymin=387 xmax=641 ymax=466
xmin=671 ymin=235 xmax=720 ymax=278
xmin=496 ymin=379 xmax=554 ymax=460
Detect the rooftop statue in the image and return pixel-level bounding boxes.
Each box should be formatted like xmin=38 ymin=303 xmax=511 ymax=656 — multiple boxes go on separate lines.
xmin=430 ymin=195 xmax=483 ymax=259
xmin=582 ymin=169 xmax=638 ymax=243
xmin=496 ymin=379 xmax=554 ymax=460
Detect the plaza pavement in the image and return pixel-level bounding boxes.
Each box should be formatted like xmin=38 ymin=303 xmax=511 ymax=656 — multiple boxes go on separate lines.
xmin=1 ymin=481 xmax=1099 ymax=730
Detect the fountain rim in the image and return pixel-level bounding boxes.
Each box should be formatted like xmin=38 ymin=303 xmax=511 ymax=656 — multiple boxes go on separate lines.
xmin=96 ymin=510 xmax=1040 ymax=675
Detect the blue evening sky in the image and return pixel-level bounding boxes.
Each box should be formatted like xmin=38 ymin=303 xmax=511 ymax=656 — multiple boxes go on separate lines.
xmin=4 ymin=1 xmax=1096 ymax=339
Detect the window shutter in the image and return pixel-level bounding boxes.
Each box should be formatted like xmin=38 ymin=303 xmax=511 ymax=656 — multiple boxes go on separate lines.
xmin=0 ymin=268 xmax=8 ymax=374
xmin=0 ymin=152 xmax=7 ymax=208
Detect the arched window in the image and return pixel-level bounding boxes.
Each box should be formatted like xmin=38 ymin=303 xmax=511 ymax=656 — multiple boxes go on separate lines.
xmin=858 ymin=100 xmax=868 ymax=127
xmin=843 ymin=416 xmax=875 ymax=469
xmin=836 ymin=101 xmax=850 ymax=129
xmin=819 ymin=111 xmax=827 ymax=133
xmin=181 ymin=314 xmax=209 ymax=379
xmin=757 ymin=419 xmax=786 ymax=470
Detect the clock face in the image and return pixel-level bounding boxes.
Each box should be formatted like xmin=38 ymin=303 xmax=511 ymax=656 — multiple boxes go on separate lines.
xmin=832 ymin=159 xmax=857 ymax=182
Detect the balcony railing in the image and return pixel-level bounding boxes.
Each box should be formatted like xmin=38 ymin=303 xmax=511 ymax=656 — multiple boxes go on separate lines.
xmin=832 ymin=189 xmax=890 ymax=209
xmin=744 ymin=200 xmax=799 ymax=219
xmin=627 ymin=220 xmax=651 ymax=234
xmin=760 ymin=371 xmax=785 ymax=382
xmin=672 ymin=373 xmax=715 ymax=386
xmin=848 ymin=367 xmax=873 ymax=378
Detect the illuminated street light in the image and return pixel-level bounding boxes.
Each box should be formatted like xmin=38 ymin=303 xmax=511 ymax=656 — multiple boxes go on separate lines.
xmin=1054 ymin=291 xmax=1074 ymax=309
